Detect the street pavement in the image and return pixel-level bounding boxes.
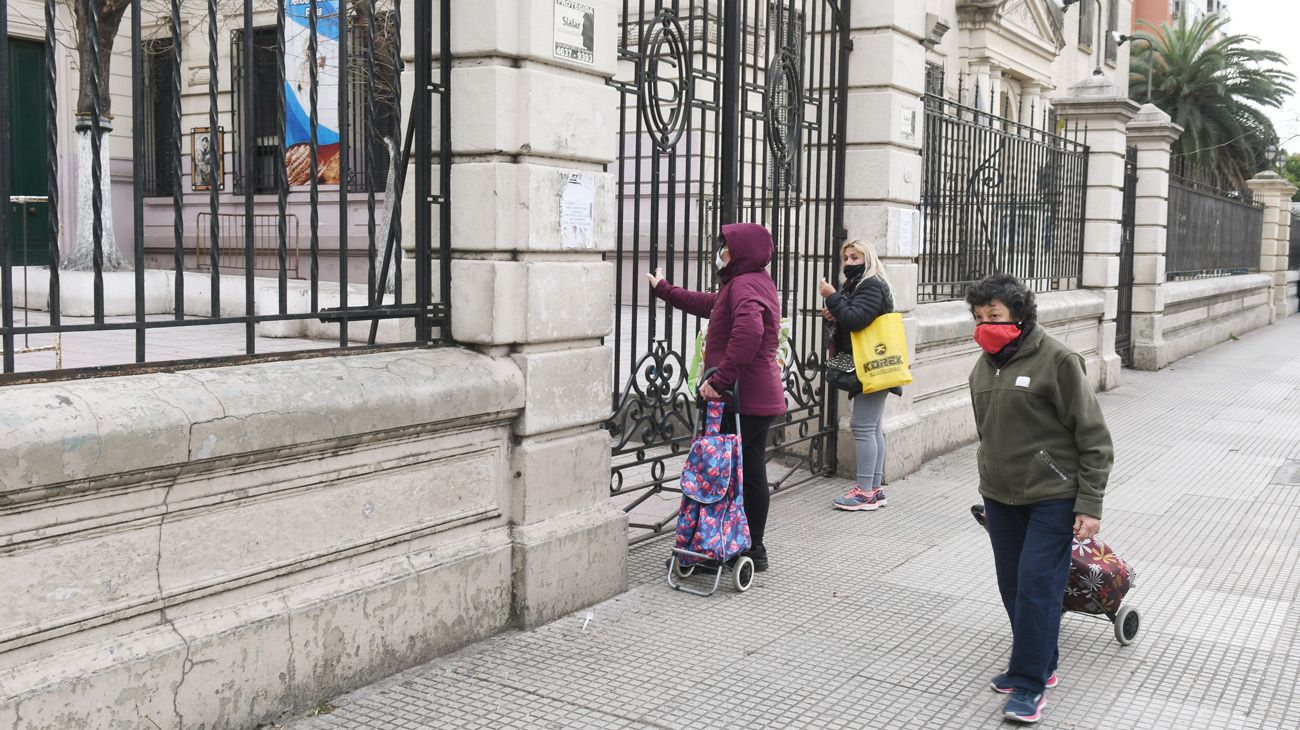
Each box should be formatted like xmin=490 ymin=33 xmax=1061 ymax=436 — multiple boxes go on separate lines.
xmin=285 ymin=314 xmax=1300 ymax=730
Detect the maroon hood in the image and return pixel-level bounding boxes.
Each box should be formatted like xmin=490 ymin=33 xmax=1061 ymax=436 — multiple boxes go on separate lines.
xmin=719 ymin=223 xmax=774 ymax=282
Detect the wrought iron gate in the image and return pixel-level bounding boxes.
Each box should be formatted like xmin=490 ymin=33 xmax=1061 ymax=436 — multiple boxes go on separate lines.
xmin=1116 ymin=145 xmax=1137 ymax=367
xmin=606 ymin=0 xmax=850 ymax=541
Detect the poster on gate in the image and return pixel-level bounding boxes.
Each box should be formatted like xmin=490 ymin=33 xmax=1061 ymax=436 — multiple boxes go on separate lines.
xmin=284 ymin=0 xmax=342 ymax=185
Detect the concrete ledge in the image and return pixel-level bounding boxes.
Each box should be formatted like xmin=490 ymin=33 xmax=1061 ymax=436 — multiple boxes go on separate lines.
xmin=1285 ymin=270 xmax=1298 ymax=315
xmin=0 ymin=348 xmax=529 ymax=729
xmin=1132 ymin=275 xmax=1272 ymax=370
xmin=1162 ymin=273 xmax=1272 ymax=308
xmin=0 ymin=348 xmax=524 ymax=493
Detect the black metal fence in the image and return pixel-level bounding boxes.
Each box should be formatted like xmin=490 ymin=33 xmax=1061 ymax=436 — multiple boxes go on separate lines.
xmin=918 ymin=95 xmax=1090 ymax=303
xmin=606 ymin=0 xmax=850 ymax=541
xmin=1290 ymin=213 xmax=1300 ymax=270
xmin=1116 ymin=146 xmax=1137 ymax=368
xmin=0 ymin=0 xmax=451 ymax=380
xmin=1165 ymin=175 xmax=1263 ymax=280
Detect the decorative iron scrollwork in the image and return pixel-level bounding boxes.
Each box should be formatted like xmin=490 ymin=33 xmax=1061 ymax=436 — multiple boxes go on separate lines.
xmin=765 ymin=48 xmax=803 ymax=166
xmin=968 ymin=138 xmax=1007 ymax=278
xmin=606 ymin=340 xmax=696 ymax=493
xmin=638 ymin=10 xmax=694 ymax=151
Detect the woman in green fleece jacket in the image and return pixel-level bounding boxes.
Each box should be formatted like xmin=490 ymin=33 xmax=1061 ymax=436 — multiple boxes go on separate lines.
xmin=965 ymin=274 xmax=1114 ymax=725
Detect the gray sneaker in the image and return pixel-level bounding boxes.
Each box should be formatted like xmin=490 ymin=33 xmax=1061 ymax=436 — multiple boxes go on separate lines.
xmin=833 ymin=486 xmax=887 ymax=511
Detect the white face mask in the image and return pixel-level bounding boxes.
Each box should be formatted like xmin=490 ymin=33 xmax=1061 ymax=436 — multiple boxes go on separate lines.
xmin=715 ymin=248 xmax=728 ymax=271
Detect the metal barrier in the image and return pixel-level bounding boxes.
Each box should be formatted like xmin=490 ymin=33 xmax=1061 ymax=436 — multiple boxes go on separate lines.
xmin=195 ymin=212 xmax=301 ymax=276
xmin=1290 ymin=213 xmax=1299 ymax=271
xmin=1165 ymin=176 xmax=1263 ymax=280
xmin=918 ymin=94 xmax=1090 ymax=303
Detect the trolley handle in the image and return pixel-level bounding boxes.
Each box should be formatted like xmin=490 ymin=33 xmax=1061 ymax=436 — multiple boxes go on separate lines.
xmin=696 ymin=367 xmax=743 ymax=437
xmin=696 ymin=366 xmax=739 ymax=408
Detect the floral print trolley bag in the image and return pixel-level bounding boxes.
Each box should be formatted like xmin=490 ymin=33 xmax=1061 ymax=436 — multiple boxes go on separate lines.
xmin=667 ymin=373 xmax=758 ymax=597
xmin=971 ymin=505 xmax=1142 ymax=645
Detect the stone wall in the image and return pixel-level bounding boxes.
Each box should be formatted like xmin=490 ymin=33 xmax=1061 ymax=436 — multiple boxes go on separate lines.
xmin=1131 ymin=274 xmax=1275 ymax=370
xmin=0 ymin=350 xmax=549 ymax=728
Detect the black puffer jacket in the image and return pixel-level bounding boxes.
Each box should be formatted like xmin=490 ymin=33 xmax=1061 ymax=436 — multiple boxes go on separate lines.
xmin=826 ymin=275 xmax=900 ymax=396
xmin=827 ymin=275 xmax=894 ymax=356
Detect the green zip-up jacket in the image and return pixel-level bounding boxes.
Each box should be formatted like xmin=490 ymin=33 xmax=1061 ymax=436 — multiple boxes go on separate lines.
xmin=969 ymin=326 xmax=1114 ymax=519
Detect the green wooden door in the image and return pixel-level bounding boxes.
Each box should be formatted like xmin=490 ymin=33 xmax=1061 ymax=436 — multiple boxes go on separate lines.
xmin=8 ymin=39 xmax=50 ymax=267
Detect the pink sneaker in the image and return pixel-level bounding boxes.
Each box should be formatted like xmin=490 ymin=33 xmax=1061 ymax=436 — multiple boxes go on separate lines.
xmin=833 ymin=487 xmax=887 ymax=511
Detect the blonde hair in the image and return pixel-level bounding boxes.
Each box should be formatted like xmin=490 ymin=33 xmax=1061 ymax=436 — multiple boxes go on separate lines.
xmin=841 ymin=239 xmax=890 ymax=290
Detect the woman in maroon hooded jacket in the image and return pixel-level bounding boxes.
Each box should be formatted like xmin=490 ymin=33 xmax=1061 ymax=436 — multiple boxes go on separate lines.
xmin=647 ymin=222 xmax=787 ymax=572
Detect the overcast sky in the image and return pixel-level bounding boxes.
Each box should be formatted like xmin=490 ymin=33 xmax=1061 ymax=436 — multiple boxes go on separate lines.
xmin=1224 ymin=0 xmax=1300 ymax=149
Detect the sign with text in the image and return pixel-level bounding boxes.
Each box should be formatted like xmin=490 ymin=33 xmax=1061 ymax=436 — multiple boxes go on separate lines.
xmin=554 ymin=0 xmax=595 ymax=65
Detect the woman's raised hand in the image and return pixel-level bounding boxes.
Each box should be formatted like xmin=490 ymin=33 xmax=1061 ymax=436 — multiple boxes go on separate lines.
xmin=646 ymin=268 xmax=665 ymax=290
xmin=818 ymin=277 xmax=836 ymax=298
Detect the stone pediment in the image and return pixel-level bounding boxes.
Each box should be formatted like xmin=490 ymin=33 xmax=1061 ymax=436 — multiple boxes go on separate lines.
xmin=957 ymin=0 xmax=1067 ymax=54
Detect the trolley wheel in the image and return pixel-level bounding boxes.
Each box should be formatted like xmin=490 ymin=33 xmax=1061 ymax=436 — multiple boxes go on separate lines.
xmin=671 ymin=557 xmax=695 ymax=579
xmin=733 ymin=556 xmax=755 ymax=592
xmin=1114 ymin=604 xmax=1140 ymax=645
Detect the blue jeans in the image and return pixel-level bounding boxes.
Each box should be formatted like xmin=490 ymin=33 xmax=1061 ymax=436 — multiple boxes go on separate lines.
xmin=983 ymin=497 xmax=1074 ymax=694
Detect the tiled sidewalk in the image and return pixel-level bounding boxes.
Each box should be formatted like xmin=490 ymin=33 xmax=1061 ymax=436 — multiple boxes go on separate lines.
xmin=285 ymin=315 xmax=1300 ymax=730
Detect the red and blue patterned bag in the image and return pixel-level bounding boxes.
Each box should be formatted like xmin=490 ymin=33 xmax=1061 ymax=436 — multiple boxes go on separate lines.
xmin=674 ymin=400 xmax=752 ymax=564
xmin=1064 ymin=536 xmax=1137 ymax=615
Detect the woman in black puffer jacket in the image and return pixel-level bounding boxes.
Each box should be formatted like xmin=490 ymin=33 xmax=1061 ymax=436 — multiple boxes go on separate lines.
xmin=818 ymin=239 xmax=896 ymax=512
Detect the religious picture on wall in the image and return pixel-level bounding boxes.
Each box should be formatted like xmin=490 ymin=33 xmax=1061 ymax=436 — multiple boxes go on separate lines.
xmin=284 ymin=0 xmax=342 ymax=185
xmin=191 ymin=127 xmax=224 ymax=191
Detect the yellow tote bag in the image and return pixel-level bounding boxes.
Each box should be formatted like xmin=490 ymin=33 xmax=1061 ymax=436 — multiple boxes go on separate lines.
xmin=849 ymin=313 xmax=914 ymax=394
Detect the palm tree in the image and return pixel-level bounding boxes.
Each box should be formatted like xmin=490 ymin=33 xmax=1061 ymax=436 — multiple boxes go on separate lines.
xmin=1130 ymin=15 xmax=1294 ymax=189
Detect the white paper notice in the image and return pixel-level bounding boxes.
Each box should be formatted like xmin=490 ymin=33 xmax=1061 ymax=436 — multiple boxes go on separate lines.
xmin=897 ymin=208 xmax=916 ymax=257
xmin=900 ymin=108 xmax=917 ymax=143
xmin=561 ymin=172 xmax=596 ymax=249
xmin=554 ymin=0 xmax=596 ymax=65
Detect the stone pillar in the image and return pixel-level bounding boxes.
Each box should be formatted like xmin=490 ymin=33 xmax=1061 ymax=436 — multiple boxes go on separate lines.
xmin=1051 ymin=75 xmax=1140 ymax=389
xmin=443 ymin=1 xmax=627 ymax=627
xmin=969 ymin=60 xmax=991 ymax=110
xmin=989 ymin=65 xmax=1005 ymax=119
xmin=1247 ymin=172 xmax=1299 ymax=322
xmin=841 ymin=1 xmax=925 ymax=479
xmin=1020 ymin=80 xmax=1043 ymax=128
xmin=1125 ymin=103 xmax=1181 ymax=371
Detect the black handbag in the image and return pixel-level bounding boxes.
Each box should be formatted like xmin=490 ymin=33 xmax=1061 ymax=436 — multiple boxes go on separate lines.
xmin=824 ymin=352 xmax=863 ymax=394
xmin=825 ymin=352 xmax=855 ymax=373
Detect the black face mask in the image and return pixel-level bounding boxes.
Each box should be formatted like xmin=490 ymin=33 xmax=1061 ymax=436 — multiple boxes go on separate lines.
xmin=843 ymin=264 xmax=866 ymax=280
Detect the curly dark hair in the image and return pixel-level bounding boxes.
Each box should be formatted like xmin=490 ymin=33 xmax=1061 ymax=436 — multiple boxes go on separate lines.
xmin=964 ymin=274 xmax=1037 ymax=325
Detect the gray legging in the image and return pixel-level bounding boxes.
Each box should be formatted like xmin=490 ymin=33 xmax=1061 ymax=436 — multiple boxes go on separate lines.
xmin=850 ymin=389 xmax=889 ymax=489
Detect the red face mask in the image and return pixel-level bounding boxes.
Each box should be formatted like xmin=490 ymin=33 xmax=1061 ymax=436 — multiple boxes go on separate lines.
xmin=973 ymin=322 xmax=1023 ymax=354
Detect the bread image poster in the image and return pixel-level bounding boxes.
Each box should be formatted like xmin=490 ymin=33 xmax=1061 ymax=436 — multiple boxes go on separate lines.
xmin=284 ymin=0 xmax=342 ymax=185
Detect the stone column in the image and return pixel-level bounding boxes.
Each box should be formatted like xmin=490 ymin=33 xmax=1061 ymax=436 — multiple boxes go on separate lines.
xmin=442 ymin=1 xmax=627 ymax=627
xmin=989 ymin=65 xmax=1005 ymax=120
xmin=1051 ymin=75 xmax=1140 ymax=389
xmin=1125 ymin=102 xmax=1182 ymax=371
xmin=1247 ymin=172 xmax=1299 ymax=322
xmin=1019 ymin=80 xmax=1043 ymax=128
xmin=969 ymin=60 xmax=991 ymax=110
xmin=841 ymin=1 xmax=925 ymax=479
